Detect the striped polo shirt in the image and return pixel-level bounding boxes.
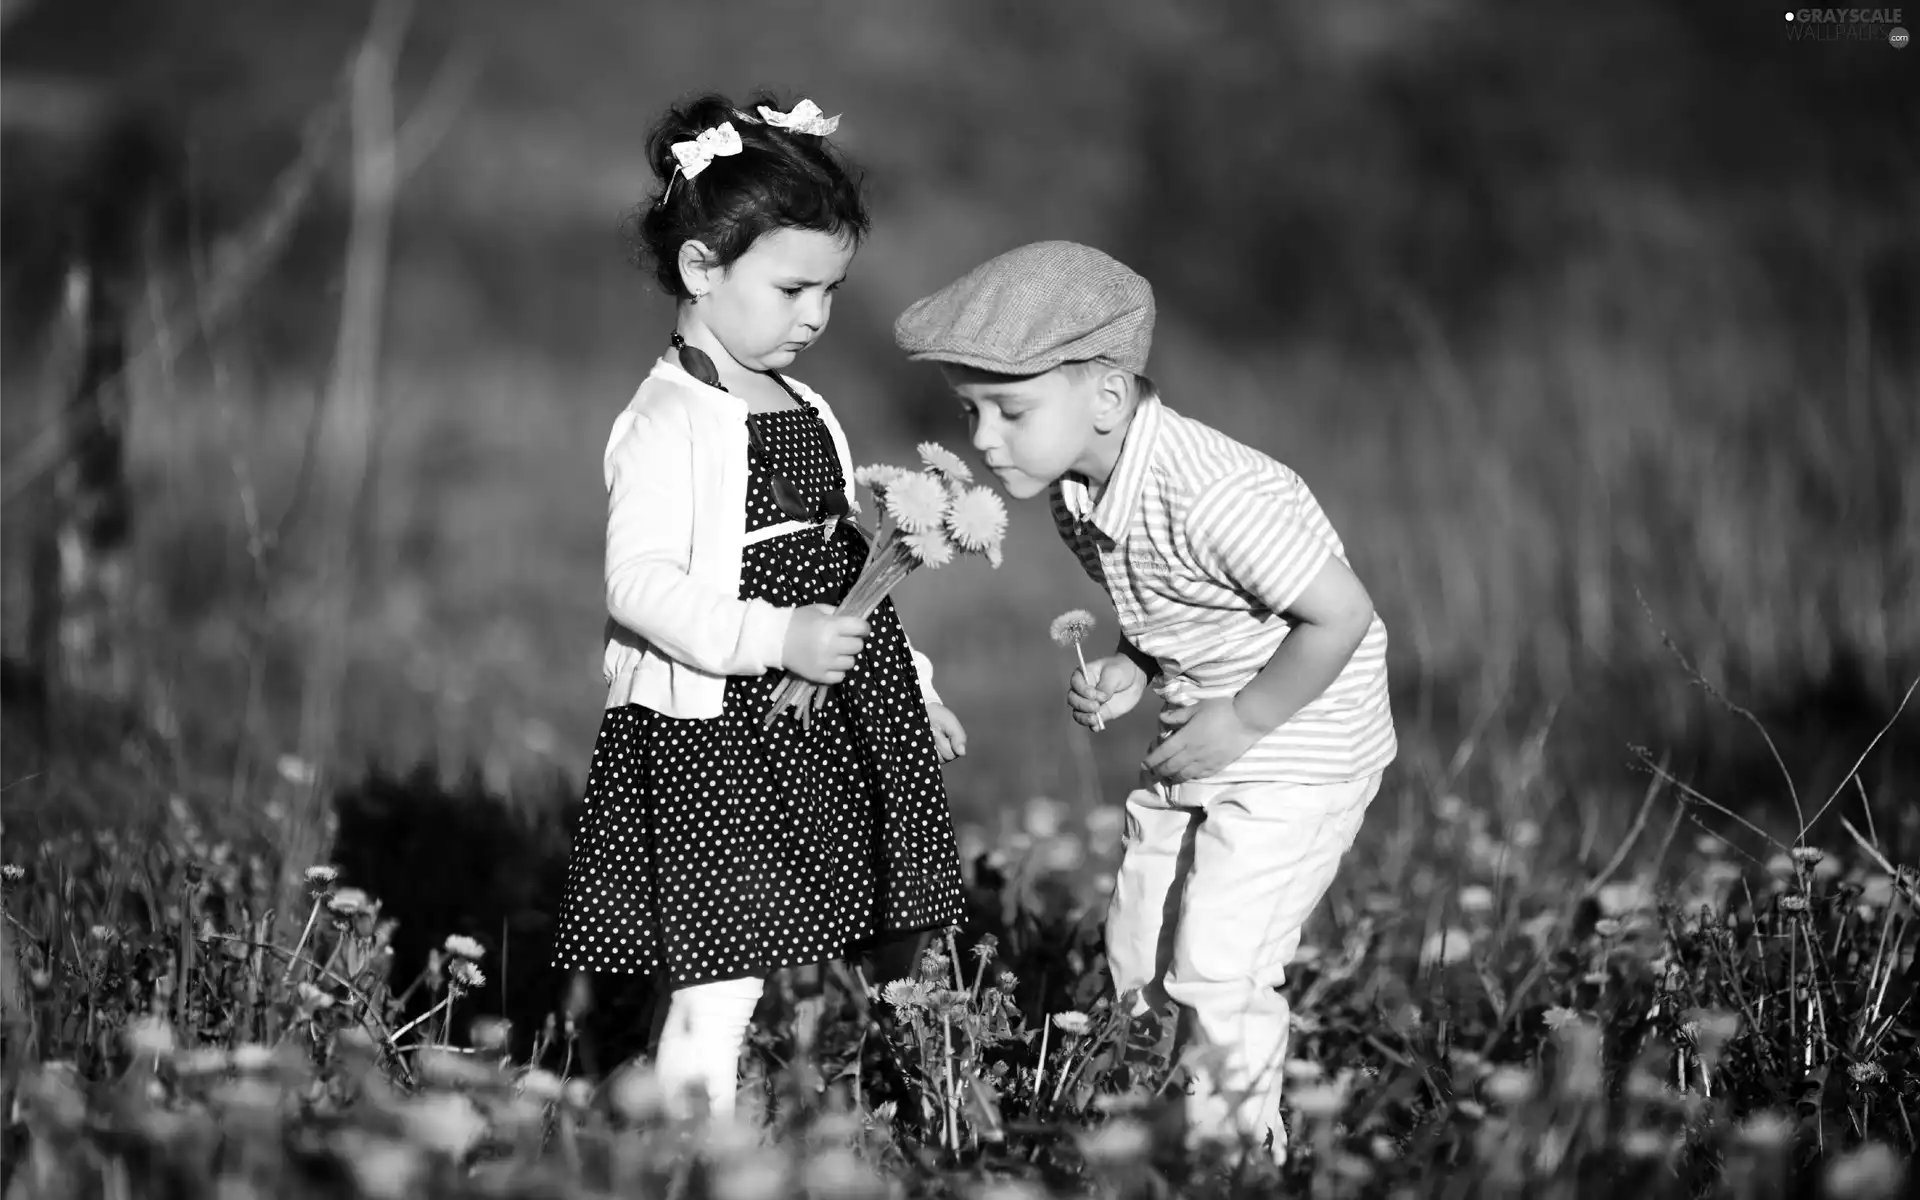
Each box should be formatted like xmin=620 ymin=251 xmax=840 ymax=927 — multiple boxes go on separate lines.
xmin=1050 ymin=393 xmax=1396 ymax=785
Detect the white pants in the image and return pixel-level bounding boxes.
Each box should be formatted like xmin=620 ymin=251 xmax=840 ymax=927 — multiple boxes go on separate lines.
xmin=652 ymin=975 xmax=765 ymax=1121
xmin=1106 ymin=771 xmax=1380 ymax=1160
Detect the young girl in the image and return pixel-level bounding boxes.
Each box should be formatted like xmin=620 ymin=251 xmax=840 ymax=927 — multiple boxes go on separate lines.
xmin=551 ymin=91 xmax=967 ymax=1123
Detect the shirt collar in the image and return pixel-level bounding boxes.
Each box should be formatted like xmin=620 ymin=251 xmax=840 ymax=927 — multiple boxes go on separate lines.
xmin=653 ymin=353 xmax=748 ymax=419
xmin=1063 ymin=392 xmax=1163 ymax=542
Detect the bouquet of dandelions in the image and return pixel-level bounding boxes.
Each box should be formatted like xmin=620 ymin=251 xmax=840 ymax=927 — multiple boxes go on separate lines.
xmin=764 ymin=443 xmax=1008 ymax=728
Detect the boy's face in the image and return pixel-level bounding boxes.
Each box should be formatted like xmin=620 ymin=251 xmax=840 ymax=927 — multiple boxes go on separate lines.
xmin=944 ymin=363 xmax=1124 ymax=500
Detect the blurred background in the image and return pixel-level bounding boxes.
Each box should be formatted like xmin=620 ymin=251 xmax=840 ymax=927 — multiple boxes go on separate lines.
xmin=4 ymin=0 xmax=1917 ymax=845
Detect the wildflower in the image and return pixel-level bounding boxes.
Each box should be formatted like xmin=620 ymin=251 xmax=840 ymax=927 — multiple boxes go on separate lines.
xmin=517 ymin=1068 xmax=565 ymax=1102
xmin=1735 ymin=1110 xmax=1795 ymax=1150
xmin=917 ymin=441 xmax=973 ymax=484
xmin=1484 ymin=1066 xmax=1535 ymax=1105
xmin=448 ymin=960 xmax=484 ymax=991
xmin=997 ymin=970 xmax=1019 ymax=992
xmin=276 ymin=754 xmax=317 ymax=786
xmin=1848 ymin=1061 xmax=1887 ymax=1085
xmin=443 ymin=934 xmax=485 ymax=961
xmin=1822 ymin=1142 xmax=1907 ymax=1200
xmin=123 ymin=1016 xmax=175 ymax=1057
xmin=947 ymin=486 xmax=1008 ymax=552
xmin=1051 ymin=1011 xmax=1092 ymax=1037
xmin=918 ymin=948 xmax=951 ymax=980
xmin=469 ymin=1016 xmax=512 ymax=1052
xmin=1542 ymin=1005 xmax=1583 ymax=1031
xmin=1 ymin=863 xmax=24 ymax=883
xmin=402 ymin=1091 xmax=488 ymax=1160
xmin=1419 ymin=926 xmax=1474 ymax=967
xmin=1290 ymin=1083 xmax=1343 ymax=1120
xmin=1457 ymin=884 xmax=1495 ymax=916
xmin=327 ymin=888 xmax=371 ymax=918
xmin=1623 ymin=1129 xmax=1672 ymax=1160
xmin=1078 ymin=1118 xmax=1153 ymax=1166
xmin=970 ymin=933 xmax=999 ymax=963
xmin=902 ymin=527 xmax=955 ymax=567
xmin=1777 ymin=893 xmax=1810 ymax=914
xmin=1790 ymin=845 xmax=1825 ymax=868
xmin=611 ymin=1063 xmax=666 ymax=1121
xmin=296 ymin=981 xmax=335 ymax=1011
xmin=230 ymin=1043 xmax=276 ymax=1073
xmin=852 ymin=464 xmax=905 ymax=490
xmin=882 ymin=471 xmax=948 ymax=533
xmin=881 ymin=978 xmax=931 ymax=1011
xmin=304 ymin=865 xmax=338 ymax=886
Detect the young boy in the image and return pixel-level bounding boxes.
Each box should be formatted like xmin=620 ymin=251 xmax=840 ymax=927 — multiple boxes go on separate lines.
xmin=894 ymin=241 xmax=1396 ymax=1162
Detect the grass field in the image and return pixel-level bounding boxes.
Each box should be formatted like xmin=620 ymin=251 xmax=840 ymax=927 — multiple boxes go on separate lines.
xmin=3 ymin=0 xmax=1918 ymax=1195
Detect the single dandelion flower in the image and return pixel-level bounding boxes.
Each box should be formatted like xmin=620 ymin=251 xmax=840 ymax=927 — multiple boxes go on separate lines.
xmin=970 ymin=933 xmax=1000 ymax=962
xmin=1542 ymin=1005 xmax=1583 ymax=1031
xmin=448 ymin=960 xmax=485 ymax=991
xmin=853 ymin=464 xmax=905 ymax=490
xmin=902 ymin=528 xmax=954 ymax=567
xmin=883 ymin=471 xmax=948 ymax=533
xmin=1078 ymin=1118 xmax=1153 ymax=1166
xmin=124 ymin=1015 xmax=175 ymax=1057
xmin=230 ymin=1043 xmax=276 ymax=1073
xmin=1848 ymin=1061 xmax=1887 ymax=1085
xmin=1 ymin=863 xmax=25 ymax=884
xmin=946 ymin=485 xmax=1008 ymax=553
xmin=303 ymin=865 xmax=338 ymax=886
xmin=1051 ymin=1011 xmax=1092 ymax=1037
xmin=997 ymin=969 xmax=1019 ymax=992
xmin=917 ymin=441 xmax=973 ymax=484
xmin=881 ymin=978 xmax=931 ymax=1011
xmin=1821 ymin=1142 xmax=1905 ymax=1200
xmin=1790 ymin=845 xmax=1825 ymax=867
xmin=1484 ymin=1066 xmax=1536 ymax=1105
xmin=1777 ymin=893 xmax=1810 ymax=914
xmin=443 ymin=934 xmax=485 ymax=961
xmin=327 ymin=888 xmax=370 ymax=918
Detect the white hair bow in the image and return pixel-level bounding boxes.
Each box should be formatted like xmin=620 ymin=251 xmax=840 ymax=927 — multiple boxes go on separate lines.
xmin=669 ymin=121 xmax=743 ymax=181
xmin=757 ymin=99 xmax=840 ymax=137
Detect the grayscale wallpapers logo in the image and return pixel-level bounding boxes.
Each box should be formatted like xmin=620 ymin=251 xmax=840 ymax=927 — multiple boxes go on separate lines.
xmin=1784 ymin=9 xmax=1909 ymax=44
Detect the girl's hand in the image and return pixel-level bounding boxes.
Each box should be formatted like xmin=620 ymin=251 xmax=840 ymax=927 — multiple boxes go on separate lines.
xmin=1069 ymin=654 xmax=1148 ymax=729
xmin=926 ymin=703 xmax=967 ymax=762
xmin=784 ymin=604 xmax=870 ymax=684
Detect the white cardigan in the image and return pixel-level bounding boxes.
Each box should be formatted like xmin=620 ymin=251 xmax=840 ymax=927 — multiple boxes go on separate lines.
xmin=601 ymin=354 xmax=940 ymax=718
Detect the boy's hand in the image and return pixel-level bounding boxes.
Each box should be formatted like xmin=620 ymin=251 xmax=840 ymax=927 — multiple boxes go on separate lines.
xmin=1069 ymin=654 xmax=1149 ymax=729
xmin=927 ymin=703 xmax=967 ymax=762
xmin=1141 ymin=698 xmax=1264 ymax=783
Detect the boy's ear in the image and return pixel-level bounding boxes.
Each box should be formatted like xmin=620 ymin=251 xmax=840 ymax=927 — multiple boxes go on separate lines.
xmin=1090 ymin=365 xmax=1134 ymax=433
xmin=677 ymin=240 xmax=719 ymax=298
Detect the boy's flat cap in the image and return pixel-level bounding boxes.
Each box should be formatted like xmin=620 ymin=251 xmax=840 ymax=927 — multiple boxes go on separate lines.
xmin=893 ymin=240 xmax=1154 ymax=377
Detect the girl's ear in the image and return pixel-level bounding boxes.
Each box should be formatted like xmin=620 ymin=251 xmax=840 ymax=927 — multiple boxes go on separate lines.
xmin=677 ymin=240 xmax=720 ymax=299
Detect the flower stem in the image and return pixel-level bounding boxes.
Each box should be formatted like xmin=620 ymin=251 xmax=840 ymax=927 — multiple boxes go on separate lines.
xmin=1072 ymin=642 xmax=1105 ymax=731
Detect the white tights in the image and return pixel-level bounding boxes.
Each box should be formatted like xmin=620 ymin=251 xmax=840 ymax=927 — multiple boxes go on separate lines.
xmin=652 ymin=975 xmax=765 ymax=1121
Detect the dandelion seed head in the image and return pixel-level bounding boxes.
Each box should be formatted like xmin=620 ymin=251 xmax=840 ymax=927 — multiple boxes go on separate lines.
xmin=1049 ymin=609 xmax=1097 ymax=647
xmin=1051 ymin=1011 xmax=1092 ymax=1037
xmin=883 ymin=472 xmax=948 ymax=533
xmin=443 ymin=934 xmax=485 ymax=961
xmin=917 ymin=442 xmax=973 ymax=483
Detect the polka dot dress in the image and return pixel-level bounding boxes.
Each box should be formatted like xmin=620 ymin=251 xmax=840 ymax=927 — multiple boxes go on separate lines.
xmin=553 ymin=403 xmax=965 ymax=987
